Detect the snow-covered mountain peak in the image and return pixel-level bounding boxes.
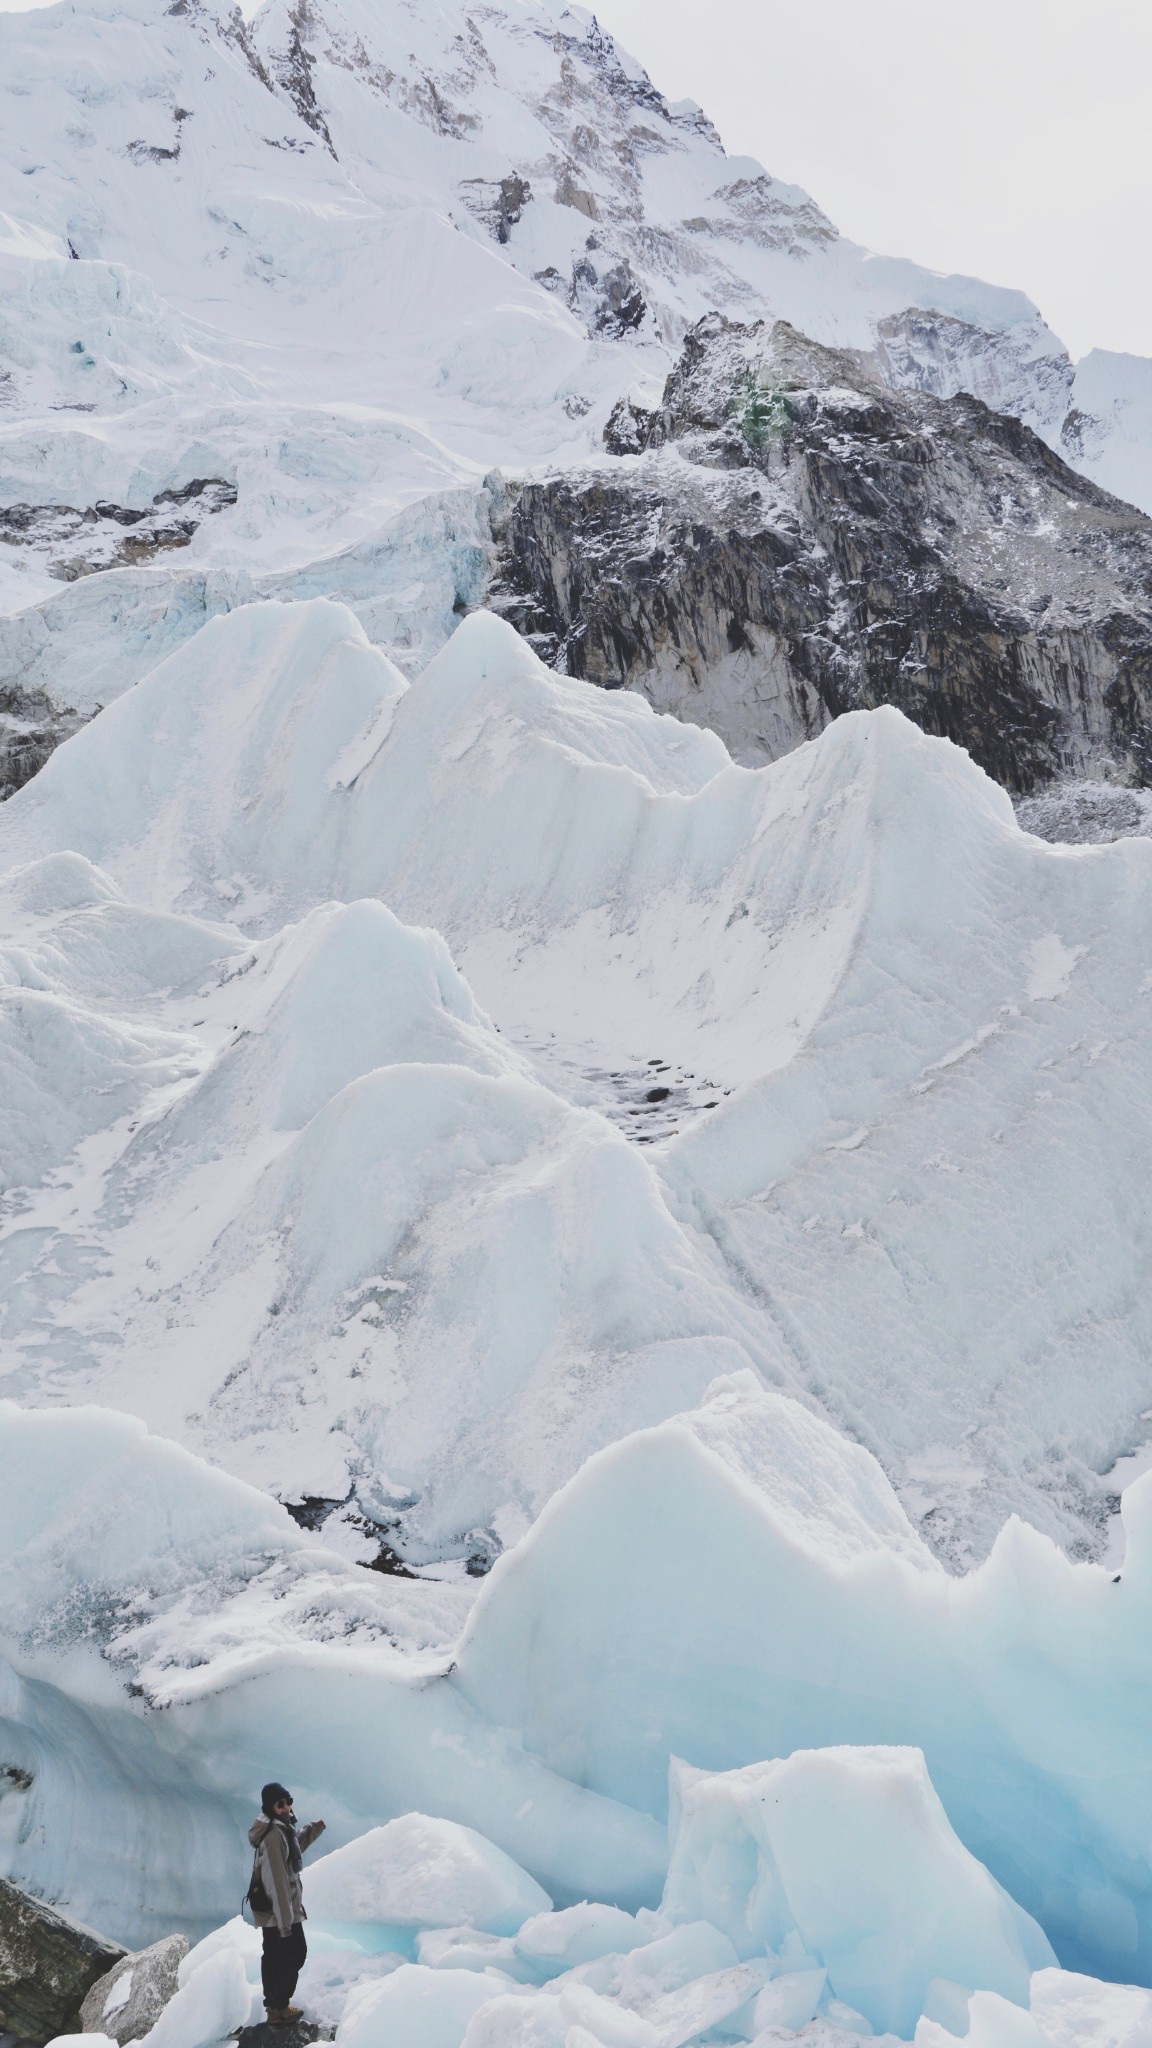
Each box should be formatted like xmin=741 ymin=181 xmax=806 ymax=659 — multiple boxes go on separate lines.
xmin=1 ymin=0 xmax=1147 ymax=693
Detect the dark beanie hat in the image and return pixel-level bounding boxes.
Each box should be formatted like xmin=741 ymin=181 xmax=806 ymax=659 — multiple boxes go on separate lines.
xmin=261 ymin=1782 xmax=293 ymax=1817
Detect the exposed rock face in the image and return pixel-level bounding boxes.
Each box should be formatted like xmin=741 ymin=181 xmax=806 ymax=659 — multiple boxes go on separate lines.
xmin=262 ymin=0 xmax=337 ymax=155
xmin=492 ymin=316 xmax=1152 ymax=789
xmin=0 ymin=1875 xmax=126 ymax=2044
xmin=1015 ymin=780 xmax=1152 ymax=845
xmin=79 ymin=1933 xmax=189 ymax=2044
xmin=0 ymin=685 xmax=90 ymax=799
xmin=0 ymin=480 xmax=237 ymax=584
xmin=458 ymin=171 xmax=531 ymax=243
xmin=0 ymin=475 xmax=237 ymax=794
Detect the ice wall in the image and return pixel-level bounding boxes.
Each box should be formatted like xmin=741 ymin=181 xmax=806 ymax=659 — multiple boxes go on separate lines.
xmin=456 ymin=1373 xmax=1152 ymax=1981
xmin=0 ymin=1404 xmax=664 ymax=1946
xmin=2 ymin=1386 xmax=1151 ymax=1990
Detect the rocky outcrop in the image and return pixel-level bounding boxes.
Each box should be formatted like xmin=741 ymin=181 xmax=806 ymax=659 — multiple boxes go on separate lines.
xmin=1015 ymin=780 xmax=1152 ymax=845
xmin=262 ymin=0 xmax=336 ymax=155
xmin=79 ymin=1933 xmax=189 ymax=2044
xmin=0 ymin=479 xmax=237 ymax=584
xmin=458 ymin=172 xmax=531 ymax=244
xmin=238 ymin=2021 xmax=329 ymax=2048
xmin=0 ymin=1875 xmax=125 ymax=2043
xmin=492 ymin=315 xmax=1152 ymax=790
xmin=0 ymin=685 xmax=90 ymax=798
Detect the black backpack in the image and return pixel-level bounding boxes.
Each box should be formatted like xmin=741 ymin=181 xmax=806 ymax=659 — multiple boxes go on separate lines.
xmin=244 ymin=1850 xmax=272 ymax=1921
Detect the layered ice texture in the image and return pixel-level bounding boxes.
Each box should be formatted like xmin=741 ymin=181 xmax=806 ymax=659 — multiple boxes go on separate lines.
xmin=3 ymin=601 xmax=1152 ymax=2048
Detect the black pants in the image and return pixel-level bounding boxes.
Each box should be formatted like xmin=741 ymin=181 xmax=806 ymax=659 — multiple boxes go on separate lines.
xmin=262 ymin=1923 xmax=307 ymax=2012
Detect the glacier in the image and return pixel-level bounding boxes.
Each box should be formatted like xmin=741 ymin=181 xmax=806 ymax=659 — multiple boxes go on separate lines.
xmin=3 ymin=599 xmax=1152 ymax=2044
xmin=2 ymin=0 xmax=1152 ymax=2044
xmin=2 ymin=605 xmax=1151 ymax=1559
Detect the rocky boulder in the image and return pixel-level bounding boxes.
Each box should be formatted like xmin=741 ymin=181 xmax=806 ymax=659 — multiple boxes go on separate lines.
xmin=0 ymin=1875 xmax=125 ymax=2044
xmin=79 ymin=1933 xmax=189 ymax=2044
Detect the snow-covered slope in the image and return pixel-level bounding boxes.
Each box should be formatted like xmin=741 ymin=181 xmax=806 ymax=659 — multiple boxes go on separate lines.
xmin=3 ymin=600 xmax=1152 ymax=1570
xmin=2 ymin=0 xmax=1150 ymax=763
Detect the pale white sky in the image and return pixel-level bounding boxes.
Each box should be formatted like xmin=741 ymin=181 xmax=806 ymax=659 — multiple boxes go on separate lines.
xmin=0 ymin=0 xmax=1146 ymax=362
xmin=601 ymin=0 xmax=1152 ymax=362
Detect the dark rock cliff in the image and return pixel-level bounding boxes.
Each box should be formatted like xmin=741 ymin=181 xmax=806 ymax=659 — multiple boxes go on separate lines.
xmin=491 ymin=316 xmax=1152 ymax=790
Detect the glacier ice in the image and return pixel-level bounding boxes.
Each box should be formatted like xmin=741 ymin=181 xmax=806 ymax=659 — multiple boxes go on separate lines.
xmin=4 ymin=1374 xmax=1152 ymax=1996
xmin=0 ymin=1401 xmax=666 ymax=1938
xmin=335 ymin=1964 xmax=514 ymax=2048
xmin=5 ymin=602 xmax=1152 ymax=1555
xmin=513 ymin=1905 xmax=655 ymax=1976
xmin=661 ymin=1748 xmax=1053 ymax=2035
xmin=454 ymin=1370 xmax=1152 ymax=1979
xmin=305 ymin=1816 xmax=551 ymax=1939
xmin=137 ymin=1950 xmax=250 ymax=2048
xmin=3 ymin=0 xmax=1152 ymax=2041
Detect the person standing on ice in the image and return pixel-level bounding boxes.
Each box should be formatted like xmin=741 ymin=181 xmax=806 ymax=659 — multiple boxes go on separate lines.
xmin=248 ymin=1783 xmax=326 ymax=2026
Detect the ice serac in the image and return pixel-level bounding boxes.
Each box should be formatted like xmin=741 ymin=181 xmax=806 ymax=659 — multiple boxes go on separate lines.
xmin=455 ymin=1368 xmax=1152 ymax=1974
xmin=454 ymin=1370 xmax=1152 ymax=1982
xmin=5 ymin=602 xmax=1152 ymax=1558
xmin=495 ymin=315 xmax=1152 ymax=785
xmin=339 ymin=1963 xmax=511 ymax=2048
xmin=0 ymin=1404 xmax=667 ymax=1945
xmin=306 ymin=1816 xmax=551 ymax=1937
xmin=0 ymin=1381 xmax=1146 ymax=1998
xmin=662 ymin=1747 xmax=1053 ymax=2036
xmin=7 ymin=0 xmax=1152 ymax=2037
xmin=138 ymin=1948 xmax=249 ymax=2048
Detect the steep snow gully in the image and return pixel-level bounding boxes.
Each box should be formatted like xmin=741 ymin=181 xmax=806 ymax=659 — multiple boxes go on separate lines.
xmin=5 ymin=3 xmax=1152 ymax=2048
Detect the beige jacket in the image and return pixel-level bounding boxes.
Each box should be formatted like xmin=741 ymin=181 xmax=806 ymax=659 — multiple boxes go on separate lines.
xmin=248 ymin=1815 xmax=325 ymax=1935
